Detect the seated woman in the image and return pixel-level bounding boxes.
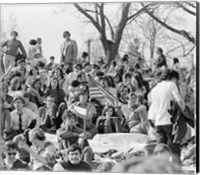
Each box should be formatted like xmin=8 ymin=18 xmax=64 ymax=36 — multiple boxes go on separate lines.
xmin=8 ymin=76 xmax=24 ymax=98
xmin=25 ymin=66 xmax=40 ymax=87
xmin=0 ymin=141 xmax=29 ymax=170
xmin=51 ymin=67 xmax=65 ymax=87
xmin=96 ymin=105 xmax=123 ymax=134
xmin=27 ymin=78 xmax=45 ymax=108
xmin=116 ymin=84 xmax=132 ymax=106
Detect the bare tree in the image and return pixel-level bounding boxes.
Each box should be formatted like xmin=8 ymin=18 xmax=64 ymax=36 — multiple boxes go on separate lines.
xmin=142 ymin=2 xmax=196 ymax=44
xmin=74 ymin=2 xmax=154 ymax=63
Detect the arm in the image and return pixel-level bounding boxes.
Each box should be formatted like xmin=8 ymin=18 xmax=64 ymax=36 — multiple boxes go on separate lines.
xmin=1 ymin=40 xmax=8 ymax=48
xmin=19 ymin=41 xmax=27 ymax=58
xmin=73 ymin=40 xmax=78 ymax=60
xmin=57 ymin=128 xmax=80 ymax=139
xmin=171 ymin=83 xmax=185 ymax=111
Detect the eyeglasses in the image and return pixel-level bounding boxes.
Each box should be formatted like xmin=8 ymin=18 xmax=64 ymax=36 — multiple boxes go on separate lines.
xmin=7 ymin=152 xmax=17 ymax=156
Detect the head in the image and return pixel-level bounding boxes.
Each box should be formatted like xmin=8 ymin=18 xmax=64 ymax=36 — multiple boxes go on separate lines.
xmin=77 ymin=71 xmax=87 ymax=83
xmin=83 ymin=62 xmax=91 ymax=73
xmin=91 ymin=64 xmax=100 ymax=75
xmin=63 ymin=31 xmax=71 ymax=40
xmin=117 ymin=85 xmax=131 ymax=103
xmin=10 ymin=76 xmax=21 ymax=91
xmin=50 ymin=77 xmax=59 ymax=89
xmin=168 ymin=70 xmax=179 ymax=85
xmin=102 ymin=105 xmax=116 ymax=118
xmin=45 ymin=95 xmax=55 ymax=108
xmin=62 ymin=110 xmax=77 ymax=127
xmin=67 ymin=145 xmax=82 ymax=165
xmin=29 ymin=39 xmax=37 ymax=46
xmin=82 ymin=52 xmax=89 ymax=59
xmin=54 ymin=67 xmax=64 ymax=79
xmin=3 ymin=141 xmax=18 ymax=162
xmin=17 ymin=59 xmax=26 ymax=69
xmin=13 ymin=134 xmax=26 ymax=147
xmin=32 ymin=78 xmax=41 ymax=90
xmin=101 ymin=64 xmax=109 ymax=74
xmin=127 ymin=92 xmax=137 ymax=107
xmin=114 ymin=73 xmax=123 ymax=84
xmin=29 ymin=128 xmax=46 ymax=147
xmin=173 ymin=58 xmax=179 ymax=64
xmin=1 ymin=83 xmax=9 ymax=94
xmin=78 ymin=91 xmax=89 ymax=103
xmin=70 ymin=80 xmax=80 ymax=93
xmin=13 ymin=96 xmax=25 ymax=111
xmin=11 ymin=31 xmax=18 ymax=40
xmin=123 ymin=73 xmax=132 ymax=85
xmin=29 ymin=66 xmax=39 ymax=76
xmin=111 ymin=60 xmax=117 ymax=67
xmin=99 ymin=77 xmax=109 ymax=88
xmin=79 ymin=83 xmax=89 ymax=94
xmin=37 ymin=38 xmax=42 ymax=44
xmin=122 ymin=54 xmax=129 ymax=64
xmin=74 ymin=63 xmax=82 ymax=73
xmin=40 ymin=74 xmax=48 ymax=85
xmin=50 ymin=56 xmax=55 ymax=63
xmin=23 ymin=92 xmax=30 ymax=104
xmin=156 ymin=47 xmax=163 ymax=55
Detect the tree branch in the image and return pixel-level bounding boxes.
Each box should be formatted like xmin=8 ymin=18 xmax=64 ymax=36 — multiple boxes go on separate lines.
xmin=74 ymin=3 xmax=102 ymax=33
xmin=176 ymin=2 xmax=196 ymax=16
xmin=84 ymin=9 xmax=114 ymax=39
xmin=142 ymin=3 xmax=196 ymax=44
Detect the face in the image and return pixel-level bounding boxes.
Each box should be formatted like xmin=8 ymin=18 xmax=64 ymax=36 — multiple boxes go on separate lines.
xmin=10 ymin=79 xmax=20 ymax=90
xmin=37 ymin=39 xmax=42 ymax=44
xmin=84 ymin=65 xmax=91 ymax=73
xmin=23 ymin=97 xmax=29 ymax=104
xmin=14 ymin=100 xmax=24 ymax=111
xmin=65 ymin=118 xmax=76 ymax=127
xmin=33 ymin=80 xmax=41 ymax=89
xmin=40 ymin=75 xmax=47 ymax=84
xmin=46 ymin=97 xmax=54 ymax=108
xmin=123 ymin=77 xmax=131 ymax=84
xmin=128 ymin=94 xmax=137 ymax=106
xmin=31 ymin=68 xmax=38 ymax=76
xmin=45 ymin=145 xmax=56 ymax=156
xmin=5 ymin=148 xmax=17 ymax=161
xmin=79 ymin=94 xmax=88 ymax=103
xmin=105 ymin=108 xmax=113 ymax=117
xmin=65 ymin=34 xmax=71 ymax=40
xmin=121 ymin=87 xmax=129 ymax=99
xmin=55 ymin=69 xmax=61 ymax=77
xmin=1 ymin=84 xmax=8 ymax=94
xmin=11 ymin=33 xmax=17 ymax=40
xmin=51 ymin=79 xmax=58 ymax=89
xmin=100 ymin=79 xmax=108 ymax=88
xmin=68 ymin=150 xmax=82 ymax=165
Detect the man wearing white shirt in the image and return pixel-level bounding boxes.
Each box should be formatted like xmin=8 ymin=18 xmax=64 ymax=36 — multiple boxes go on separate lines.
xmin=4 ymin=96 xmax=39 ymax=141
xmin=148 ymin=69 xmax=185 ymax=159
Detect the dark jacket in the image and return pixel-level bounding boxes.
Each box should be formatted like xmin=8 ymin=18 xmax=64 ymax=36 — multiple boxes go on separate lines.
xmin=170 ymin=102 xmax=194 ymax=144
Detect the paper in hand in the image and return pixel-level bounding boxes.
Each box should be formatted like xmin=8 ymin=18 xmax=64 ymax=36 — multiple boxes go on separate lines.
xmin=74 ymin=106 xmax=87 ymax=116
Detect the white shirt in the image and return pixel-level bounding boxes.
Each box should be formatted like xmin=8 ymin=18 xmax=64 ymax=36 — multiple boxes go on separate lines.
xmin=148 ymin=81 xmax=181 ymax=126
xmin=63 ymin=72 xmax=77 ymax=94
xmin=10 ymin=108 xmax=38 ymax=131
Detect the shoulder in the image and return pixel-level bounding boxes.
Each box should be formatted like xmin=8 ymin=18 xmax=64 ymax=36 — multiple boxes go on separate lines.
xmin=10 ymin=109 xmax=17 ymax=115
xmin=13 ymin=159 xmax=29 ymax=169
xmin=80 ymin=161 xmax=92 ymax=170
xmin=53 ymin=162 xmax=65 ymax=171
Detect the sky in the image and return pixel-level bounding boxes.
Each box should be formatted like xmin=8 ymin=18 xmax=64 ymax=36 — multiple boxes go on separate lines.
xmin=1 ymin=4 xmax=99 ymax=63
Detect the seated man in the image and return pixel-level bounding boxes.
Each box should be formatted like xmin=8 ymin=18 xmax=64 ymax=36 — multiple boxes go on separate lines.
xmin=39 ymin=95 xmax=58 ymax=132
xmin=53 ymin=144 xmax=92 ymax=172
xmin=4 ymin=96 xmax=38 ymax=141
xmin=23 ymin=92 xmax=39 ymax=115
xmin=57 ymin=110 xmax=93 ymax=164
xmin=121 ymin=92 xmax=148 ymax=134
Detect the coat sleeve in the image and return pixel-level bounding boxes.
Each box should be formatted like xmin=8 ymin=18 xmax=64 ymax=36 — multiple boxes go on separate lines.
xmin=72 ymin=40 xmax=78 ymax=61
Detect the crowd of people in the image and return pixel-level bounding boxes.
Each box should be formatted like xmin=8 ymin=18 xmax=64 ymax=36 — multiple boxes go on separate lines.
xmin=0 ymin=30 xmax=196 ymax=173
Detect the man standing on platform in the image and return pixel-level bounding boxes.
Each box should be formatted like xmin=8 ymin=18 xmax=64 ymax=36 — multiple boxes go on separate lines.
xmin=60 ymin=31 xmax=78 ymax=73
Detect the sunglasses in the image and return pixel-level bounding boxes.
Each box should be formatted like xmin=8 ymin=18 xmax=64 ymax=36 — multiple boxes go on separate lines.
xmin=8 ymin=152 xmax=17 ymax=156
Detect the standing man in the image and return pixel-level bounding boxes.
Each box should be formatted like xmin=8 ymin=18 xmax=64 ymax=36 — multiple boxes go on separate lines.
xmin=60 ymin=31 xmax=78 ymax=73
xmin=148 ymin=69 xmax=185 ymax=160
xmin=1 ymin=31 xmax=27 ymax=76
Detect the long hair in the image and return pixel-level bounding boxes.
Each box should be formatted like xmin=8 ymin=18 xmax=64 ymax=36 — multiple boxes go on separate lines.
xmin=102 ymin=105 xmax=118 ymax=117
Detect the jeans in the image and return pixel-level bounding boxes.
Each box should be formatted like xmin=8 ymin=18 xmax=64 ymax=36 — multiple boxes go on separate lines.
xmin=155 ymin=124 xmax=181 ymax=160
